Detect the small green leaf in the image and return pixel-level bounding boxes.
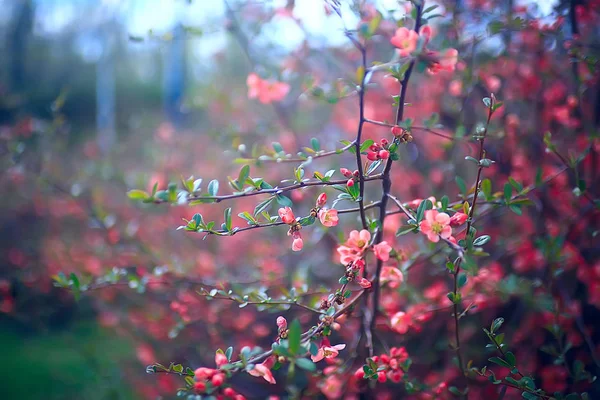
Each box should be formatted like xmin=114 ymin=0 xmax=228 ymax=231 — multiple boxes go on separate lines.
xmin=208 ymin=179 xmax=219 ymax=196
xmin=224 ymin=208 xmax=232 ymax=231
xmin=504 ymin=183 xmax=512 ymax=202
xmin=456 ymin=176 xmax=467 ymax=196
xmin=238 ymin=165 xmax=250 ymax=187
xmin=416 ymin=199 xmax=433 ymax=223
xmin=310 ymin=137 xmax=320 ymax=152
xmin=491 ymin=317 xmax=504 ymax=333
xmin=254 ymin=197 xmax=274 ymax=216
xmin=276 ymin=194 xmax=293 ymax=207
xmin=360 ymin=139 xmax=374 ymax=153
xmin=288 ymin=319 xmax=301 ymax=356
xmin=473 ymin=235 xmax=491 ymax=246
xmin=488 ymin=357 xmax=511 ymax=368
xmin=272 ymin=142 xmax=284 ymax=153
xmin=127 ymin=189 xmax=149 ymax=200
xmin=296 ymin=358 xmax=316 ymax=371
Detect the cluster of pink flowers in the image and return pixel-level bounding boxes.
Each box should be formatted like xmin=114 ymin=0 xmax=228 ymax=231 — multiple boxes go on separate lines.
xmin=390 ymin=25 xmax=458 ymax=73
xmin=366 ymin=138 xmax=391 ymax=161
xmin=354 ymin=347 xmax=410 ymax=383
xmin=315 ymin=193 xmax=339 ymax=228
xmin=337 ymin=229 xmax=371 ymax=264
xmin=278 ymin=207 xmax=303 ymax=251
xmin=340 ymin=167 xmax=360 ymax=187
xmin=278 ymin=194 xmax=339 ymax=252
xmin=246 ymin=73 xmax=290 ymax=104
xmin=193 ymin=354 xmax=246 ymax=399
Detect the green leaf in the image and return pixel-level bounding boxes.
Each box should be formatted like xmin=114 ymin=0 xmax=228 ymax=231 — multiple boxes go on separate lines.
xmin=481 ymin=179 xmax=492 ymax=200
xmin=504 ymin=183 xmax=512 ymax=202
xmin=509 ymin=204 xmax=522 ymax=215
xmin=483 ymin=97 xmax=491 ymax=108
xmin=254 ymin=197 xmax=274 ymax=216
xmin=360 ymin=139 xmax=374 ymax=153
xmin=456 ymin=176 xmax=467 ymax=196
xmin=272 ymin=142 xmax=283 ymax=153
xmin=366 ymin=160 xmax=382 ymax=175
xmin=457 ymin=273 xmax=468 ymax=288
xmin=296 ymin=358 xmax=316 ymax=371
xmin=416 ymin=199 xmax=433 ymax=223
xmin=473 ymin=235 xmax=491 ymax=246
xmin=505 ymin=351 xmax=516 ymax=367
xmin=521 ymin=391 xmax=539 ymax=399
xmin=224 ymin=208 xmax=232 ymax=231
xmin=396 ymin=224 xmax=418 ymax=236
xmin=238 ymin=165 xmax=250 ymax=187
xmin=508 ymin=177 xmax=523 ymax=192
xmin=208 ymin=179 xmax=219 ymax=196
xmin=491 ymin=317 xmax=504 ymax=333
xmin=488 ymin=357 xmax=511 ymax=368
xmin=127 ymin=189 xmax=149 ymax=200
xmin=226 ymin=347 xmax=233 ymax=361
xmin=276 ymin=194 xmax=293 ymax=207
xmin=310 ymin=137 xmax=320 ymax=152
xmin=238 ymin=211 xmax=256 ymax=225
xmin=288 ymin=319 xmax=301 ymax=356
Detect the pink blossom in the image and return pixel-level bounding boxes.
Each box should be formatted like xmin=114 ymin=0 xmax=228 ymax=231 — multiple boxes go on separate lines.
xmin=318 ymin=208 xmax=339 ymax=227
xmin=292 ymin=235 xmax=303 ymax=252
xmin=248 ymin=356 xmax=277 ymax=384
xmin=373 ymin=241 xmax=392 ymax=261
xmin=321 ymin=374 xmax=344 ymax=399
xmin=337 ymin=229 xmax=371 ymax=264
xmin=311 ymin=343 xmax=346 ymax=362
xmin=390 ymin=311 xmax=410 ymax=334
xmin=358 ymin=277 xmax=372 ymax=289
xmin=419 ymin=25 xmax=433 ymax=46
xmin=278 ymin=207 xmax=296 ymax=224
xmin=381 ymin=267 xmax=404 ymax=289
xmin=419 ymin=209 xmax=452 ymax=243
xmin=390 ymin=28 xmax=419 ymax=57
xmin=247 ymin=73 xmax=290 ymax=104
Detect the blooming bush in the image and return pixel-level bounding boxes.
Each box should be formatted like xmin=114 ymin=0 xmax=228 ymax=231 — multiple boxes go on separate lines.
xmin=2 ymin=0 xmax=600 ymax=399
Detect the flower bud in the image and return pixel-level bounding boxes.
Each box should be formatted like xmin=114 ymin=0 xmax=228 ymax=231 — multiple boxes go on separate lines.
xmin=215 ymin=352 xmax=228 ymax=368
xmin=347 ymin=179 xmax=355 ymax=187
xmin=449 ymin=212 xmax=468 ymax=226
xmin=211 ymin=372 xmax=225 ymax=387
xmin=276 ymin=316 xmax=287 ymax=330
xmin=316 ymin=192 xmax=327 ymax=208
xmin=391 ymin=126 xmax=403 ymax=136
xmin=378 ymin=150 xmax=390 ymax=160
xmin=340 ymin=168 xmax=353 ymax=178
xmin=380 ymin=138 xmax=389 ymax=147
xmin=367 ymin=151 xmax=379 ymax=161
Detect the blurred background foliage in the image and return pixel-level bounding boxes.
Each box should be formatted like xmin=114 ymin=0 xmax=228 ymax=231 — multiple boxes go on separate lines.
xmin=1 ymin=0 xmax=599 ymax=399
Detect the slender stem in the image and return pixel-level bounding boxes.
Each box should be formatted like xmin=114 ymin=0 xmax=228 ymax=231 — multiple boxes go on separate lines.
xmin=354 ymin=44 xmax=369 ymax=230
xmin=198 ymin=293 xmax=323 ymax=314
xmin=245 ymin=140 xmax=357 ymax=163
xmin=364 ymin=118 xmax=456 ymax=141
